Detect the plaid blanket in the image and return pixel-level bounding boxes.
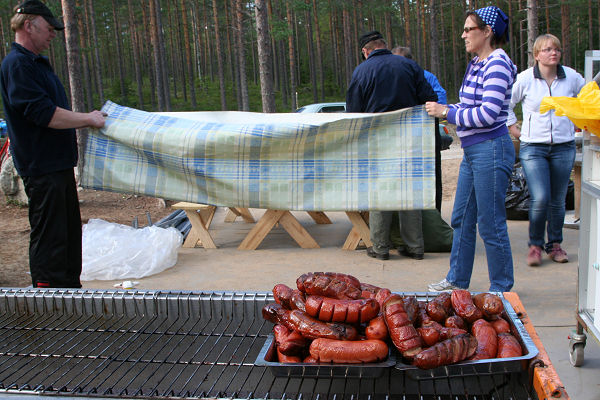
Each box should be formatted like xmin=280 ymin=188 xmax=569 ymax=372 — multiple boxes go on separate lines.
xmin=80 ymin=101 xmax=435 ymax=211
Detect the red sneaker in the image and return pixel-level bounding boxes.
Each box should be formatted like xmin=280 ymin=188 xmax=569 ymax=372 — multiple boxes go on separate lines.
xmin=548 ymin=243 xmax=568 ymax=263
xmin=527 ymin=245 xmax=542 ymax=266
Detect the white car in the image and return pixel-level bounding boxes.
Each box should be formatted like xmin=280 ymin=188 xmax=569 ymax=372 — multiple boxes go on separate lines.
xmin=295 ymin=102 xmax=453 ymax=150
xmin=295 ymin=102 xmax=346 ymax=113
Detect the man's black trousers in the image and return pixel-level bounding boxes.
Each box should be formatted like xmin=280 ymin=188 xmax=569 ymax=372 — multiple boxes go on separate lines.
xmin=22 ymin=169 xmax=82 ymax=288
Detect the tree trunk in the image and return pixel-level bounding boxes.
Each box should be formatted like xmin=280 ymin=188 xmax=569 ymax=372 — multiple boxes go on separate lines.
xmin=527 ymin=0 xmax=539 ymax=67
xmin=180 ymin=0 xmax=197 ymax=108
xmin=403 ymin=0 xmax=411 ymax=48
xmin=286 ymin=1 xmax=297 ymax=110
xmin=255 ymin=0 xmax=276 ymax=112
xmin=312 ymin=0 xmax=325 ymax=101
xmin=305 ymin=3 xmax=318 ymax=102
xmin=429 ymin=0 xmax=439 ymax=76
xmin=342 ymin=8 xmax=353 ymax=86
xmin=212 ymin=0 xmax=228 ymax=110
xmin=61 ymin=0 xmax=87 ymax=177
xmin=155 ymin=0 xmax=171 ymax=110
xmin=111 ymin=0 xmax=127 ymax=104
xmin=235 ymin=0 xmax=250 ymax=110
xmin=76 ymin=0 xmax=92 ymax=110
xmin=86 ymin=0 xmax=104 ymax=105
xmin=128 ymin=0 xmax=144 ymax=108
xmin=561 ymin=2 xmax=571 ymax=66
xmin=149 ymin=0 xmax=166 ymax=110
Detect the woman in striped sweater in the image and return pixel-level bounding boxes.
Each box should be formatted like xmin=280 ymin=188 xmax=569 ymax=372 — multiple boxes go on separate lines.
xmin=425 ymin=6 xmax=517 ymax=293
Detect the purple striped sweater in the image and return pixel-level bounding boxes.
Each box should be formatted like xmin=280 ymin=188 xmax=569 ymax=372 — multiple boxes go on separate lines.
xmin=446 ymin=48 xmax=517 ymax=148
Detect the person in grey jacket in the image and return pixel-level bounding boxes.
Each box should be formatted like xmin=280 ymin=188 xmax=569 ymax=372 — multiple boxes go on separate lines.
xmin=507 ymin=33 xmax=585 ymax=267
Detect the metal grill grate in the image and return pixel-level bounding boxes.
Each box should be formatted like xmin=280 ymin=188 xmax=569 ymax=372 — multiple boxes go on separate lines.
xmin=0 ymin=289 xmax=537 ymax=399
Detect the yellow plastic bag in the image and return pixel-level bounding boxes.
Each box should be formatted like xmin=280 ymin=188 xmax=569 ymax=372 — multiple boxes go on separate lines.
xmin=540 ymin=81 xmax=600 ymax=135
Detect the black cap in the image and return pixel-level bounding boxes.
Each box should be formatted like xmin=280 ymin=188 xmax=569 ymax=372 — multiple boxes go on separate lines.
xmin=359 ymin=30 xmax=383 ymax=48
xmin=16 ymin=0 xmax=64 ymax=30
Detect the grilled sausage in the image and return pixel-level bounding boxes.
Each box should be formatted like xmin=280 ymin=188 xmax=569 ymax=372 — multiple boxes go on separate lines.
xmin=403 ymin=296 xmax=420 ymax=324
xmin=491 ymin=317 xmax=511 ymax=334
xmin=365 ymin=315 xmax=388 ymax=340
xmin=375 ymin=288 xmax=393 ymax=308
xmin=262 ymin=303 xmax=358 ymax=340
xmin=309 ymin=338 xmax=389 ymax=363
xmin=469 ymin=319 xmax=498 ymax=360
xmin=451 ymin=290 xmax=483 ymax=323
xmin=497 ymin=333 xmax=523 ymax=358
xmin=472 ymin=293 xmax=504 ymax=318
xmin=417 ymin=322 xmax=443 ymax=346
xmin=272 ymin=324 xmax=307 ymax=356
xmin=296 ymin=272 xmax=362 ymax=300
xmin=360 ymin=282 xmax=382 ymax=298
xmin=413 ymin=333 xmax=478 ymax=369
xmin=417 ymin=301 xmax=434 ymax=326
xmin=303 ymin=355 xmax=318 ymax=363
xmin=383 ymin=295 xmax=422 ymax=360
xmin=277 ymin=348 xmax=302 ymax=363
xmin=445 ymin=315 xmax=467 ymax=330
xmin=426 ymin=292 xmax=452 ymax=322
xmin=304 ymin=295 xmax=380 ymax=324
xmin=273 ymin=284 xmax=306 ymax=311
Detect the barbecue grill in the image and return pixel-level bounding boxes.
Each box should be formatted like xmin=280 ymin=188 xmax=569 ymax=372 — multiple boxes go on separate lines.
xmin=0 ymin=289 xmax=550 ymax=399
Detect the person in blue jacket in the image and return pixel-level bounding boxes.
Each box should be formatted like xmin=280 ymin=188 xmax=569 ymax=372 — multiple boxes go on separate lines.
xmin=391 ymin=46 xmax=447 ymax=105
xmin=346 ymin=31 xmax=437 ymax=261
xmin=1 ymin=0 xmax=106 ymax=288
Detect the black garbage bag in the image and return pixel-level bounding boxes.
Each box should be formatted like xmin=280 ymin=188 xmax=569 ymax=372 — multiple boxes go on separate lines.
xmin=566 ymin=179 xmax=575 ymax=210
xmin=505 ymin=162 xmax=529 ymax=220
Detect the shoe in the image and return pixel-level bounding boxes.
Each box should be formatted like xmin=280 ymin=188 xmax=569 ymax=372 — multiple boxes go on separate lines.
xmin=428 ymin=278 xmax=464 ymax=292
xmin=527 ymin=245 xmax=542 ymax=266
xmin=399 ymin=248 xmax=424 ymax=260
xmin=366 ymin=247 xmax=389 ymax=260
xmin=548 ymin=243 xmax=568 ymax=263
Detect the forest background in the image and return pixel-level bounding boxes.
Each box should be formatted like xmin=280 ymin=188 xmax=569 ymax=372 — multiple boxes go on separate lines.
xmin=0 ymin=0 xmax=597 ymax=116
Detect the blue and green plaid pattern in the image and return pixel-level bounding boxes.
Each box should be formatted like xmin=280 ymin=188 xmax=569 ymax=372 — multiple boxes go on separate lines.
xmin=80 ymin=101 xmax=435 ymax=211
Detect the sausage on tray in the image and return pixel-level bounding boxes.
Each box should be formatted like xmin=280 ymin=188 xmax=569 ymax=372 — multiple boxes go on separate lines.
xmin=263 ymin=303 xmax=358 ymax=340
xmin=403 ymin=296 xmax=420 ymax=324
xmin=273 ymin=324 xmax=307 ymax=356
xmin=497 ymin=333 xmax=523 ymax=358
xmin=296 ymin=272 xmax=362 ymax=300
xmin=472 ymin=293 xmax=504 ymax=318
xmin=451 ymin=290 xmax=483 ymax=323
xmin=469 ymin=319 xmax=498 ymax=360
xmin=445 ymin=315 xmax=467 ymax=330
xmin=426 ymin=292 xmax=452 ymax=323
xmin=491 ymin=317 xmax=511 ymax=334
xmin=277 ymin=348 xmax=302 ymax=363
xmin=383 ymin=295 xmax=422 ymax=360
xmin=309 ymin=338 xmax=389 ymax=363
xmin=365 ymin=315 xmax=388 ymax=340
xmin=304 ymin=295 xmax=380 ymax=324
xmin=273 ymin=284 xmax=306 ymax=311
xmin=413 ymin=333 xmax=478 ymax=369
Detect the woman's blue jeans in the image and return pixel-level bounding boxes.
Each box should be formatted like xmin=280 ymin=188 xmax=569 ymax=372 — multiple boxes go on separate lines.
xmin=519 ymin=141 xmax=576 ymax=252
xmin=446 ymin=134 xmax=515 ymax=292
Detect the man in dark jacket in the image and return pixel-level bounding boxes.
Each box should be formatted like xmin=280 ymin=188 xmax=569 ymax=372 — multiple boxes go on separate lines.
xmin=1 ymin=0 xmax=106 ymax=288
xmin=346 ymin=30 xmax=437 ymax=261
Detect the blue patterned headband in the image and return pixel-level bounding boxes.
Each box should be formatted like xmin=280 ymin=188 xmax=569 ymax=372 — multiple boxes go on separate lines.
xmin=475 ymin=6 xmax=509 ymax=38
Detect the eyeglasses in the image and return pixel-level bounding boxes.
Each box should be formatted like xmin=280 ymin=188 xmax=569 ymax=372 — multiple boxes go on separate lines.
xmin=540 ymin=47 xmax=561 ymax=54
xmin=463 ymin=26 xmax=481 ymax=33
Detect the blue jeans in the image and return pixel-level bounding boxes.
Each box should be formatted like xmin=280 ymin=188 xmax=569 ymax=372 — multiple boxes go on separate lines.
xmin=447 ymin=135 xmax=515 ymax=292
xmin=519 ymin=141 xmax=575 ymax=251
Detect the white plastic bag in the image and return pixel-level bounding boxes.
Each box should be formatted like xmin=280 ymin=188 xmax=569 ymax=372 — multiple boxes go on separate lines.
xmin=81 ymin=218 xmax=183 ymax=281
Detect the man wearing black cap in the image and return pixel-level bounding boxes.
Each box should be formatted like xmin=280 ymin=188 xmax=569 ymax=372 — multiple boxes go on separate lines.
xmin=346 ymin=31 xmax=437 ymax=261
xmin=1 ymin=0 xmax=106 ymax=288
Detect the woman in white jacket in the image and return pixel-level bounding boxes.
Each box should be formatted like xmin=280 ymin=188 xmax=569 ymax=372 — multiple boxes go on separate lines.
xmin=507 ymin=33 xmax=585 ymax=266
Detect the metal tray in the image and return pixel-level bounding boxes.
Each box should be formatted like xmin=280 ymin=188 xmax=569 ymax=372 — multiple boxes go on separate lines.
xmin=393 ymin=292 xmax=539 ymax=379
xmin=255 ymin=334 xmax=396 ymax=378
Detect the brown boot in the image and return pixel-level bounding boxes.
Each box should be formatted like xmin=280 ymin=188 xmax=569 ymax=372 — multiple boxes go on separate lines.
xmin=527 ymin=245 xmax=542 ymax=266
xmin=548 ymin=243 xmax=568 ymax=263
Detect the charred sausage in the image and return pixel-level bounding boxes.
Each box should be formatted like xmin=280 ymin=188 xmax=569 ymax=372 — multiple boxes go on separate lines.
xmin=273 ymin=284 xmax=305 ymax=311
xmin=413 ymin=333 xmax=478 ymax=369
xmin=497 ymin=333 xmax=523 ymax=358
xmin=277 ymin=348 xmax=302 ymax=363
xmin=309 ymin=338 xmax=389 ymax=363
xmin=451 ymin=290 xmax=483 ymax=323
xmin=445 ymin=315 xmax=467 ymax=330
xmin=383 ymin=295 xmax=422 ymax=360
xmin=304 ymin=295 xmax=379 ymax=324
xmin=296 ymin=272 xmax=362 ymax=300
xmin=263 ymin=303 xmax=358 ymax=340
xmin=426 ymin=292 xmax=452 ymax=323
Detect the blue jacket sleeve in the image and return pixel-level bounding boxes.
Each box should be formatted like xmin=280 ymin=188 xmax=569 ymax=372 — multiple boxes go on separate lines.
xmin=424 ymin=70 xmax=447 ymax=104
